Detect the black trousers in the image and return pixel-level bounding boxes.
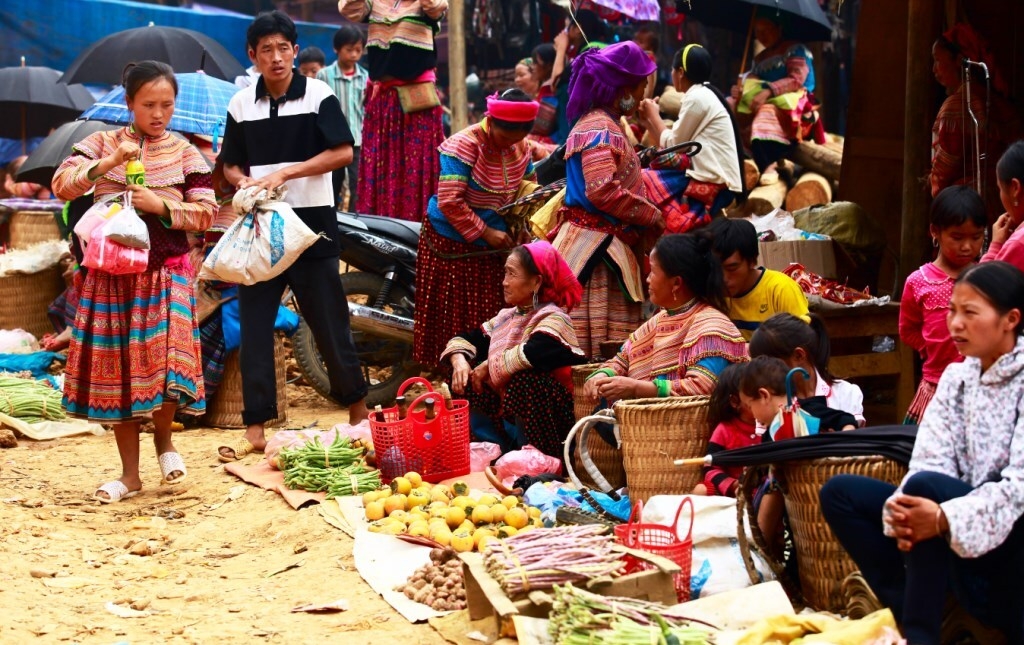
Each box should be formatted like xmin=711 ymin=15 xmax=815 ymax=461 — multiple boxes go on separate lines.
xmin=820 ymin=472 xmax=1024 ymax=644
xmin=238 ymin=255 xmax=367 ymax=425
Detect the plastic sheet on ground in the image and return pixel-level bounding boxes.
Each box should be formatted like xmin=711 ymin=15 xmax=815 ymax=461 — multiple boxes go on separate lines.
xmin=352 ymin=530 xmax=452 ymax=623
xmin=0 ymin=410 xmax=104 ymax=440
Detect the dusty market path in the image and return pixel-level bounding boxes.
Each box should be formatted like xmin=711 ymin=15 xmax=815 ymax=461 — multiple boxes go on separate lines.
xmin=0 ymin=392 xmax=448 ymax=645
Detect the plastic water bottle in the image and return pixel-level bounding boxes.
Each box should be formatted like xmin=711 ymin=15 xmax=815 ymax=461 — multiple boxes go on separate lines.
xmin=126 ymin=159 xmax=146 ymax=186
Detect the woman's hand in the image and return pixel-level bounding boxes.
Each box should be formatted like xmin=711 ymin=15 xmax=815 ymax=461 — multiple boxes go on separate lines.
xmin=481 ymin=227 xmax=514 ymax=249
xmin=553 ymin=29 xmax=569 ymax=54
xmin=594 ymin=376 xmax=641 ymax=404
xmin=885 ymin=494 xmax=944 ymax=551
xmin=469 ymin=361 xmax=490 ymax=393
xmin=584 ymin=374 xmax=609 ymax=403
xmin=993 ymin=212 xmax=1015 ymax=245
xmin=637 ymin=99 xmax=660 ymax=131
xmin=730 ymin=83 xmax=742 ymax=102
xmin=108 ymin=141 xmax=140 ymax=166
xmin=126 ymin=184 xmax=168 ymax=216
xmin=750 ymin=89 xmax=772 ymax=113
xmin=450 ymin=354 xmax=472 ymax=395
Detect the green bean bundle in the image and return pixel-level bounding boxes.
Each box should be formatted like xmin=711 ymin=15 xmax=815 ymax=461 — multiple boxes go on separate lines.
xmin=280 ymin=434 xmax=381 ymax=496
xmin=0 ymin=376 xmax=66 ymax=422
xmin=279 ymin=434 xmax=364 ymax=471
xmin=548 ymin=584 xmax=717 ymax=645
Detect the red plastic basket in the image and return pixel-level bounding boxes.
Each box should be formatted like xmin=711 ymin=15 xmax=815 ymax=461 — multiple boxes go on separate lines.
xmin=369 ymin=377 xmax=471 ymax=484
xmin=613 ymin=498 xmax=695 ymax=602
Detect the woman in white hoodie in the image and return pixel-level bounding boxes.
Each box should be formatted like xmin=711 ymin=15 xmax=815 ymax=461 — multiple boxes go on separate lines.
xmin=821 ymin=261 xmax=1024 ymax=645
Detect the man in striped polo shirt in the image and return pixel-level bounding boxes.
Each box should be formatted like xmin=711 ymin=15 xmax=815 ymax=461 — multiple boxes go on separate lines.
xmin=218 ymin=10 xmax=369 ymax=462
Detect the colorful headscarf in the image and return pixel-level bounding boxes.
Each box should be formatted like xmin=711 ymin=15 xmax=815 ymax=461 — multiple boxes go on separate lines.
xmin=940 ymin=23 xmax=1007 ymax=96
xmin=566 ymin=41 xmax=657 ymax=123
xmin=485 ymin=92 xmax=540 ymax=122
xmin=523 ymin=241 xmax=582 ymax=312
xmin=517 ymin=57 xmax=533 ymax=68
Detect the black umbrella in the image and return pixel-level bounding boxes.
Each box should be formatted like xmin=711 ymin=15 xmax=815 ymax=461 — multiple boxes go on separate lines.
xmin=14 ymin=120 xmax=119 ymax=186
xmin=0 ymin=66 xmax=95 ymax=143
xmin=675 ymin=425 xmax=918 ymax=469
xmin=677 ymin=0 xmax=833 ymax=43
xmin=59 ymin=25 xmax=245 ymax=85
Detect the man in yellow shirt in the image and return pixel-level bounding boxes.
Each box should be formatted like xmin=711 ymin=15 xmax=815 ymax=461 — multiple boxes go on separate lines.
xmin=708 ymin=217 xmax=810 ymax=340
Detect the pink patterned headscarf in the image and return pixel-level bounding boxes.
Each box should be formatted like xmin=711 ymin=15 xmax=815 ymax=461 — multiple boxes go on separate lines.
xmin=523 ymin=241 xmax=582 ymax=312
xmin=566 ymin=41 xmax=656 ymax=123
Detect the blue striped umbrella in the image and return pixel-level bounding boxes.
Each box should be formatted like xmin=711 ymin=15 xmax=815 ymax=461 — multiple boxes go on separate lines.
xmin=80 ymin=71 xmax=238 ymax=143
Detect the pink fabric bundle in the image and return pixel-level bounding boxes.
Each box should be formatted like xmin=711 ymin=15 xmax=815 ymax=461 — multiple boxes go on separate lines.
xmin=525 ymin=240 xmax=583 ymax=312
xmin=485 ymin=93 xmax=540 ymax=122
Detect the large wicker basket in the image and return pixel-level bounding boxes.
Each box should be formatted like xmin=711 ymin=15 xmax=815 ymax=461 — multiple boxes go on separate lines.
xmin=615 ymin=396 xmax=711 ymax=505
xmin=776 ymin=456 xmax=908 ymax=612
xmin=570 ymin=363 xmax=626 ymax=490
xmin=9 ymin=211 xmax=61 ymax=249
xmin=205 ymin=335 xmax=288 ymax=428
xmin=0 ymin=267 xmax=63 ymax=339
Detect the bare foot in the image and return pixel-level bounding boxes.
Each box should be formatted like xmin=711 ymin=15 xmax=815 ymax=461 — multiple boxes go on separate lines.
xmin=348 ymin=400 xmax=370 ymax=425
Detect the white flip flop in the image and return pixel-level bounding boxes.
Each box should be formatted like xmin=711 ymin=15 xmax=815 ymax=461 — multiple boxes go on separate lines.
xmin=158 ymin=452 xmax=187 ymax=485
xmin=93 ymin=480 xmax=140 ymax=504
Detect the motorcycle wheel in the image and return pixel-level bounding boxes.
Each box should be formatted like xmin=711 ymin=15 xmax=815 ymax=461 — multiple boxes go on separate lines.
xmin=292 ymin=271 xmax=419 ymax=408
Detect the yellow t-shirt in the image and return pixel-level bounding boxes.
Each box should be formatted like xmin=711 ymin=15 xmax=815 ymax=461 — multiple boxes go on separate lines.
xmin=728 ymin=268 xmax=810 ymax=340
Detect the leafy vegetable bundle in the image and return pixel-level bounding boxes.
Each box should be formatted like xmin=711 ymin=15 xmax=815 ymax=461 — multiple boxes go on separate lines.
xmin=280 ymin=434 xmax=381 ymax=497
xmin=0 ymin=376 xmax=65 ymax=423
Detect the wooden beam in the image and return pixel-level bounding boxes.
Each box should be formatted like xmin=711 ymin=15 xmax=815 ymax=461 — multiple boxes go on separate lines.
xmin=899 ymin=0 xmax=941 ymax=299
xmin=448 ymin=0 xmax=468 ymax=134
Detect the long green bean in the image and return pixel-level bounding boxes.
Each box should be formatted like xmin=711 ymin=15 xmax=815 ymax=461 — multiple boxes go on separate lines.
xmin=280 ymin=434 xmax=381 ymax=495
xmin=0 ymin=376 xmax=65 ymax=422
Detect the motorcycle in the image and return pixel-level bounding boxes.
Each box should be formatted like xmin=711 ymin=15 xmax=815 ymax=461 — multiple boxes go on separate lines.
xmin=291 ymin=211 xmax=420 ymax=407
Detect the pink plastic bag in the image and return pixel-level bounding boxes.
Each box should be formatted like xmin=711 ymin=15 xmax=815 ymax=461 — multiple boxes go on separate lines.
xmin=470 ymin=442 xmax=502 ymax=472
xmin=493 ymin=445 xmax=561 ymax=489
xmin=82 ymin=225 xmax=149 ymax=274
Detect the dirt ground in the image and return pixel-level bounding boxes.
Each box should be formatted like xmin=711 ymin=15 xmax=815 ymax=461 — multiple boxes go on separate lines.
xmin=0 ymin=382 xmax=450 ymax=645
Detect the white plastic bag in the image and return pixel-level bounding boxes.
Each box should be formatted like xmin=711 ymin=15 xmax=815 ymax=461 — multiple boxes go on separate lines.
xmin=74 ymin=192 xmax=121 ymax=243
xmin=0 ymin=329 xmax=39 ymax=354
xmin=199 ymin=186 xmax=321 ymax=285
xmin=642 ymin=495 xmax=774 ymax=599
xmin=103 ymin=192 xmax=150 ymax=249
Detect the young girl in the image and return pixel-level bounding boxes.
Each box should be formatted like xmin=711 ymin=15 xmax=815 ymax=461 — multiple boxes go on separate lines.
xmin=749 ymin=312 xmax=865 ymax=426
xmin=822 ymin=261 xmax=1024 ymax=644
xmin=901 ymin=185 xmax=986 ymax=423
xmin=695 ymin=362 xmax=758 ymax=498
xmin=739 ymin=355 xmax=857 ymax=556
xmin=982 ymin=140 xmax=1024 ymax=270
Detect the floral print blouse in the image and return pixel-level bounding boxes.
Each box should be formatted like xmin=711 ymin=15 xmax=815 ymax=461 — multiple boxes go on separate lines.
xmin=888 ymin=335 xmax=1024 ymax=558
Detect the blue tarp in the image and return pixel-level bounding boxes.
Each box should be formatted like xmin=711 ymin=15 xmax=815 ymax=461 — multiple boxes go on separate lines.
xmin=1 ymin=0 xmax=342 ymax=79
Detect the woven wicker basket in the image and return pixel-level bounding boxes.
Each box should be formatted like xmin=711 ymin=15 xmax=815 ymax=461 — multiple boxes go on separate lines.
xmin=776 ymin=456 xmax=908 ymax=612
xmin=570 ymin=363 xmax=626 ymax=490
xmin=615 ymin=396 xmax=711 ymax=505
xmin=205 ymin=335 xmax=288 ymax=428
xmin=9 ymin=211 xmax=61 ymax=249
xmin=0 ymin=267 xmax=63 ymax=339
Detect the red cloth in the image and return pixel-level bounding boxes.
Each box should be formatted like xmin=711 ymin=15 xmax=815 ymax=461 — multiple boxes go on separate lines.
xmin=485 ymin=93 xmax=540 ymax=122
xmin=524 ymin=240 xmax=583 ymax=312
xmin=702 ymin=418 xmax=759 ymax=496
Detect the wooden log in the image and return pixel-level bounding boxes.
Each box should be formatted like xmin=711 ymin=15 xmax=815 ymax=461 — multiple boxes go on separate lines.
xmin=743 ymin=159 xmax=760 ymax=192
xmin=733 ymin=180 xmax=788 ymax=217
xmin=785 ymin=172 xmax=833 ymax=211
xmin=792 ymin=141 xmax=842 ymax=182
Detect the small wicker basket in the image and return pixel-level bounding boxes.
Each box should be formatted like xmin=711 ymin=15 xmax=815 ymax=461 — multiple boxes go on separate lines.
xmin=0 ymin=267 xmax=64 ymax=339
xmin=774 ymin=456 xmax=907 ymax=612
xmin=615 ymin=396 xmax=711 ymax=505
xmin=9 ymin=211 xmax=61 ymax=250
xmin=570 ymin=363 xmax=626 ymax=490
xmin=205 ymin=335 xmax=288 ymax=428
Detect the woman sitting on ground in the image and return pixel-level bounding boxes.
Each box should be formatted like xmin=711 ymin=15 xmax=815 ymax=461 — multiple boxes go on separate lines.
xmin=583 ymin=233 xmax=748 ymax=406
xmin=441 ymin=241 xmax=586 ymax=459
xmin=821 ymin=261 xmax=1024 ymax=645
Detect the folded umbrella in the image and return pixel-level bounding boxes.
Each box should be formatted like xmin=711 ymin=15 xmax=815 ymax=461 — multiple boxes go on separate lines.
xmin=675 ymin=425 xmax=918 ymax=468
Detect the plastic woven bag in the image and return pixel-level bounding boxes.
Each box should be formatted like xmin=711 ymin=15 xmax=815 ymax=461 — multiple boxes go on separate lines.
xmin=198 ymin=186 xmax=321 ymax=285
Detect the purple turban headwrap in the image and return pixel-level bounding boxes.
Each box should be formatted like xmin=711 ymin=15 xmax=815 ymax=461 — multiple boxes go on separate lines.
xmin=566 ymin=41 xmax=657 ymax=124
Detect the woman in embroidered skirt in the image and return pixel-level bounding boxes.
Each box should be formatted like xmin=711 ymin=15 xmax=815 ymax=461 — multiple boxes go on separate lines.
xmin=413 ymin=89 xmax=539 ymax=367
xmin=822 ymin=262 xmax=1024 ymax=644
xmin=339 ymin=0 xmax=447 ymax=223
xmin=52 ymin=61 xmax=216 ymax=503
xmin=552 ymin=41 xmax=663 ymax=360
xmin=442 ymin=241 xmax=586 ymax=459
xmin=727 ymin=10 xmax=823 ymax=185
xmin=583 ymin=233 xmax=748 ymax=408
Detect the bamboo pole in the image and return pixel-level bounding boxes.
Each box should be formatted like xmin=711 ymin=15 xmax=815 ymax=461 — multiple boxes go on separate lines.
xmin=448 ymin=0 xmax=468 ymax=134
xmin=899 ymin=0 xmax=941 ymax=299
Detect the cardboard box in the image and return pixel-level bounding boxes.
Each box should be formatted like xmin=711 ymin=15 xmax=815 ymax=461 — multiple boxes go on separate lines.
xmin=758 ymin=239 xmax=837 ymax=279
xmin=461 ymin=545 xmax=681 ymax=638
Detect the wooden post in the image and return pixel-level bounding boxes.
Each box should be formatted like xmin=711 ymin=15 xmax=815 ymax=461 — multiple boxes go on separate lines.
xmin=448 ymin=0 xmax=468 ymax=134
xmin=899 ymin=0 xmax=940 ymax=299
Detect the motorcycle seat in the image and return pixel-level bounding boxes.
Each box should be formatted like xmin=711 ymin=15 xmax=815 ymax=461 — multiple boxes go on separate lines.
xmin=340 ymin=211 xmax=421 ymax=248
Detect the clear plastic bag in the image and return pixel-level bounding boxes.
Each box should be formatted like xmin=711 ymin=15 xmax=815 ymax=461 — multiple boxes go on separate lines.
xmin=74 ymin=193 xmax=121 ymax=243
xmin=103 ymin=193 xmax=150 ymax=249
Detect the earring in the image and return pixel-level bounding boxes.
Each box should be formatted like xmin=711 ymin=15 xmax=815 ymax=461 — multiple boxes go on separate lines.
xmin=932 ymin=237 xmax=939 ymax=248
xmin=532 ymin=289 xmax=539 ymax=309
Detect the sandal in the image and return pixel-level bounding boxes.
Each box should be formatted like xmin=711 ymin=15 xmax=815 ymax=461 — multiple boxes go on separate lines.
xmin=217 ymin=437 xmax=258 ymax=463
xmin=158 ymin=452 xmax=187 ymax=485
xmin=93 ymin=480 xmax=141 ymax=504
